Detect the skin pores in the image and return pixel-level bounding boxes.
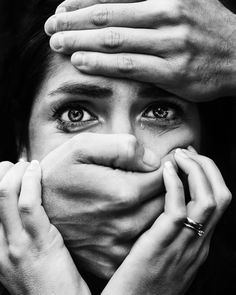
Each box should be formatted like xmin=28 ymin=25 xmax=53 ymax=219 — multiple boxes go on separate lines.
xmin=27 ymin=54 xmax=201 ymax=161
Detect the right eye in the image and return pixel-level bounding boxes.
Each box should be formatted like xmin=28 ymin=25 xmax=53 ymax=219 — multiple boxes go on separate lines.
xmin=52 ymin=103 xmax=98 ymax=132
xmin=61 ymin=108 xmax=94 ymax=123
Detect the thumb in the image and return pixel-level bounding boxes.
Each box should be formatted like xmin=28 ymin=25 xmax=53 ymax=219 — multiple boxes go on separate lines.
xmin=71 ymin=133 xmax=160 ymax=172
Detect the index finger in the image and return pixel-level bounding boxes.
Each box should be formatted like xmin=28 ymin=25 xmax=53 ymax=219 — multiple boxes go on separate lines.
xmin=56 ymin=0 xmax=144 ymax=13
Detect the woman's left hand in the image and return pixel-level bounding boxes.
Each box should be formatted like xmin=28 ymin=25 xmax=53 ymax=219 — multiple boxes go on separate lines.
xmin=101 ymin=148 xmax=232 ymax=295
xmin=45 ymin=0 xmax=236 ymax=102
xmin=0 ymin=161 xmax=90 ymax=295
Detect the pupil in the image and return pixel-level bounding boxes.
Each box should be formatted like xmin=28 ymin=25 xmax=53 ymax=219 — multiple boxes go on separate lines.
xmin=68 ymin=109 xmax=83 ymax=122
xmin=153 ymin=107 xmax=168 ymax=119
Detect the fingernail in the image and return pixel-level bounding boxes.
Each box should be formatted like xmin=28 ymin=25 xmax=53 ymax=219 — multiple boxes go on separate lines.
xmin=51 ymin=34 xmax=63 ymax=50
xmin=28 ymin=160 xmax=40 ymax=170
xmin=55 ymin=6 xmax=66 ymax=14
xmin=187 ymin=146 xmax=198 ymax=154
xmin=164 ymin=161 xmax=176 ymax=175
xmin=72 ymin=53 xmax=85 ymax=66
xmin=143 ymin=149 xmax=160 ymax=168
xmin=45 ymin=16 xmax=57 ymax=35
xmin=175 ymin=148 xmax=189 ymax=159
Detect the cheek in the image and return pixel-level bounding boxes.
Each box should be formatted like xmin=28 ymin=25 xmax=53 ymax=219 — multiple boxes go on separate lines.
xmin=28 ymin=118 xmax=73 ymax=161
xmin=135 ymin=126 xmax=201 ymax=162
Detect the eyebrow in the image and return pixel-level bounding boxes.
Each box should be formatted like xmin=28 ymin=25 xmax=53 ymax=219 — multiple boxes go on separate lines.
xmin=49 ymin=82 xmax=113 ymax=98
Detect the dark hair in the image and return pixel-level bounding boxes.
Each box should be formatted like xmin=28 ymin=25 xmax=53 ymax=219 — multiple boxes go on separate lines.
xmin=0 ymin=1 xmax=235 ymax=294
xmin=1 ymin=0 xmax=61 ymax=161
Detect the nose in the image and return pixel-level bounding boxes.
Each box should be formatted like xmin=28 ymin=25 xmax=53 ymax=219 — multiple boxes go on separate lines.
xmin=105 ymin=111 xmax=134 ymax=135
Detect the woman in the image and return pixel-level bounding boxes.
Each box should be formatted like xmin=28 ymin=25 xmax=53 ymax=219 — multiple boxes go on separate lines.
xmin=0 ymin=0 xmax=234 ymax=294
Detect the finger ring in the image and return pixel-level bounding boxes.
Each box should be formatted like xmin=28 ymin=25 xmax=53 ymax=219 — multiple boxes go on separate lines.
xmin=184 ymin=217 xmax=205 ymax=237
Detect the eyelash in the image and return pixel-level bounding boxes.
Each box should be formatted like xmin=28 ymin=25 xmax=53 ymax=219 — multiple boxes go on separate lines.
xmin=141 ymin=101 xmax=183 ymax=126
xmin=51 ymin=102 xmax=98 ymax=133
xmin=51 ymin=100 xmax=184 ymax=133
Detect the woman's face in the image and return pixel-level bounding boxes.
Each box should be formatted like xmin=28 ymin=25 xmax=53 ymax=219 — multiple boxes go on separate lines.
xmin=27 ymin=54 xmax=201 ymax=161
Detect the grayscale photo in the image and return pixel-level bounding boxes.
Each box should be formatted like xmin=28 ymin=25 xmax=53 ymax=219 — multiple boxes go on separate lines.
xmin=0 ymin=0 xmax=235 ymax=294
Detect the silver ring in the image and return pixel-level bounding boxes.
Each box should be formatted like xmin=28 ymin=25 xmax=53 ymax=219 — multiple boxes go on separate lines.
xmin=184 ymin=217 xmax=205 ymax=237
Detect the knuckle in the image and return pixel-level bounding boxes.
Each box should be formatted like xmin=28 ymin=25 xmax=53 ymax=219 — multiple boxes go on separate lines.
xmin=176 ymin=25 xmax=191 ymax=48
xmin=117 ymin=54 xmax=136 ymax=74
xmin=103 ymin=28 xmax=123 ymax=49
xmin=56 ymin=15 xmax=71 ymax=31
xmin=0 ymin=161 xmax=14 ymax=171
xmin=115 ymin=185 xmax=139 ymax=209
xmin=19 ymin=202 xmax=34 ymax=215
xmin=90 ymin=5 xmax=110 ymax=27
xmin=170 ymin=210 xmax=187 ymax=224
xmin=117 ymin=219 xmax=140 ymax=240
xmin=198 ymin=156 xmax=216 ymax=168
xmin=200 ymin=197 xmax=217 ymax=214
xmin=0 ymin=182 xmax=11 ymax=200
xmin=217 ymin=189 xmax=232 ymax=208
xmin=174 ymin=180 xmax=184 ymax=194
xmin=8 ymin=243 xmax=26 ymax=264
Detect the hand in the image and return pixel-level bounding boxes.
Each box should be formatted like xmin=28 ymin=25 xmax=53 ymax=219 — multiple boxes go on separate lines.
xmin=101 ymin=148 xmax=232 ymax=295
xmin=0 ymin=161 xmax=90 ymax=295
xmin=40 ymin=132 xmax=171 ymax=279
xmin=45 ymin=0 xmax=236 ymax=101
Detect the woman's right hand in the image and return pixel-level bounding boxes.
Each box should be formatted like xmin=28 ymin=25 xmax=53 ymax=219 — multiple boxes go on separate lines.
xmin=0 ymin=161 xmax=90 ymax=295
xmin=101 ymin=148 xmax=232 ymax=295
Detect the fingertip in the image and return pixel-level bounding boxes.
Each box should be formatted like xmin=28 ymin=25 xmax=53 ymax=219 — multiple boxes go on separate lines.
xmin=174 ymin=148 xmax=189 ymax=161
xmin=142 ymin=148 xmax=160 ymax=170
xmin=26 ymin=160 xmax=41 ymax=178
xmin=187 ymin=146 xmax=198 ymax=154
xmin=163 ymin=161 xmax=177 ymax=176
xmin=50 ymin=33 xmax=63 ymax=51
xmin=44 ymin=16 xmax=56 ymax=36
xmin=71 ymin=52 xmax=85 ymax=67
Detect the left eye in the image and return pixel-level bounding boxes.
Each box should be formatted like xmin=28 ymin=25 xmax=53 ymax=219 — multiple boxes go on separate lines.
xmin=61 ymin=108 xmax=94 ymax=123
xmin=143 ymin=105 xmax=176 ymax=120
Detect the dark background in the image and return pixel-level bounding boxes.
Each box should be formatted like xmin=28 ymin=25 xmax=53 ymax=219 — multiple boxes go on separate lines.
xmin=0 ymin=1 xmax=235 ymax=294
xmin=0 ymin=5 xmax=235 ymax=206
xmin=1 ymin=0 xmax=235 ymax=196
xmin=0 ymin=0 xmax=235 ymax=219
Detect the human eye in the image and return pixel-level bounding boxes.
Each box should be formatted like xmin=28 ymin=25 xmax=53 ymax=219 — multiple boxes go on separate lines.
xmin=52 ymin=102 xmax=98 ymax=132
xmin=141 ymin=101 xmax=183 ymax=127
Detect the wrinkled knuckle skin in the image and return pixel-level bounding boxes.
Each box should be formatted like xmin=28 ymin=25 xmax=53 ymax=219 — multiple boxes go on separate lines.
xmin=119 ymin=222 xmax=139 ymax=241
xmin=91 ymin=6 xmax=110 ymax=27
xmin=200 ymin=198 xmax=217 ymax=216
xmin=115 ymin=186 xmax=138 ymax=210
xmin=103 ymin=29 xmax=123 ymax=50
xmin=117 ymin=55 xmax=136 ymax=74
xmin=57 ymin=16 xmax=71 ymax=31
xmin=174 ymin=182 xmax=184 ymax=194
xmin=171 ymin=211 xmax=187 ymax=225
xmin=19 ymin=203 xmax=34 ymax=215
xmin=0 ymin=161 xmax=14 ymax=171
xmin=8 ymin=244 xmax=25 ymax=265
xmin=0 ymin=183 xmax=11 ymax=200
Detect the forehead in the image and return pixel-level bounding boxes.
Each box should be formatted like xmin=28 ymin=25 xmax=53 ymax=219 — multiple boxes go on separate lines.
xmin=41 ymin=53 xmax=177 ymax=100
